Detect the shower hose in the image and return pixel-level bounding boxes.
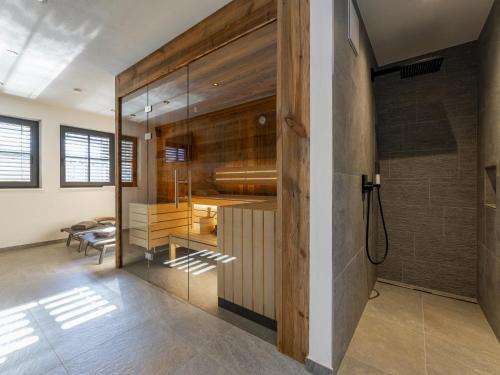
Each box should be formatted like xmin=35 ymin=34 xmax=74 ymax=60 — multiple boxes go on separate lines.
xmin=365 ymin=185 xmax=389 ymax=265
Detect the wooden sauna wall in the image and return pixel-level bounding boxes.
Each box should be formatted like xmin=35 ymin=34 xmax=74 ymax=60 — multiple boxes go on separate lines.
xmin=217 ymin=203 xmax=276 ymax=320
xmin=154 ymin=96 xmax=277 ymax=202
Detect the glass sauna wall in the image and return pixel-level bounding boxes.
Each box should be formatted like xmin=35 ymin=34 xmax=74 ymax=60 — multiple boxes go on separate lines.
xmin=120 ymin=22 xmax=277 ymax=339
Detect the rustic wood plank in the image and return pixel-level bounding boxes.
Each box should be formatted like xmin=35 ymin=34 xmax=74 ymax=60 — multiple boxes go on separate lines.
xmin=263 ymin=210 xmax=276 ymax=319
xmin=276 ymin=0 xmax=310 ymax=362
xmin=116 ymin=0 xmax=277 ymax=98
xmin=224 ymin=207 xmax=234 ymax=302
xmin=253 ymin=210 xmax=264 ymax=315
xmin=232 ymin=208 xmax=243 ymax=305
xmin=217 ymin=208 xmax=225 ymax=299
xmin=242 ymin=208 xmax=254 ymax=310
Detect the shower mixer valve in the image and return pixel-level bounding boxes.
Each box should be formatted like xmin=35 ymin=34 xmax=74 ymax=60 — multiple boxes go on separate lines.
xmin=362 ymin=174 xmax=381 ymax=193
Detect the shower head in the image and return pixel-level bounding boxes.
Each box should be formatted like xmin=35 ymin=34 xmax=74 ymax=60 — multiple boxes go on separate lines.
xmin=371 ymin=56 xmax=444 ymax=81
xmin=400 ymin=57 xmax=443 ymax=79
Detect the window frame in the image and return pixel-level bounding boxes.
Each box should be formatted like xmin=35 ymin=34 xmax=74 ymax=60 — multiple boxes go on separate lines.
xmin=0 ymin=115 xmax=40 ymax=189
xmin=60 ymin=125 xmax=115 ymax=188
xmin=121 ymin=135 xmax=138 ymax=188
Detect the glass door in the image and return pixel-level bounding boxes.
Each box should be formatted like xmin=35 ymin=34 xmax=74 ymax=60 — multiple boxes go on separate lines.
xmin=145 ymin=68 xmax=190 ymax=300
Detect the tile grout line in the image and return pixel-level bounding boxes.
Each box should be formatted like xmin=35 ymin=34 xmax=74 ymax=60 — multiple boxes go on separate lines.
xmin=422 ymin=294 xmax=429 ymax=375
xmin=27 ymin=309 xmax=70 ymax=375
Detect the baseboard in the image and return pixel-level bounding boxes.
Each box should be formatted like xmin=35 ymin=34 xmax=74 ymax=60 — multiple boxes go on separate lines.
xmin=305 ymin=358 xmax=334 ymax=375
xmin=377 ymin=278 xmax=478 ymax=304
xmin=218 ymin=298 xmax=277 ymax=331
xmin=0 ymin=238 xmax=66 ymax=253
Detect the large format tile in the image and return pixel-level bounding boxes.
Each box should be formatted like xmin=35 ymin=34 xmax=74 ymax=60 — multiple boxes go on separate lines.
xmin=423 ymin=293 xmax=499 ymax=352
xmin=198 ymin=326 xmax=309 ymax=375
xmin=345 ymin=307 xmax=426 ymax=375
xmin=64 ymin=319 xmax=194 ymax=375
xmin=364 ymin=282 xmax=424 ymax=331
xmin=338 ymin=355 xmax=389 ymax=375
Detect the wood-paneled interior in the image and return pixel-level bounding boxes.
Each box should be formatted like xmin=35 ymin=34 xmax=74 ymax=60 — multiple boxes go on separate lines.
xmin=217 ymin=202 xmax=276 ymax=320
xmin=276 ymin=0 xmax=310 ymax=362
xmin=155 ymin=97 xmax=277 ymax=202
xmin=116 ymin=0 xmax=277 ymax=98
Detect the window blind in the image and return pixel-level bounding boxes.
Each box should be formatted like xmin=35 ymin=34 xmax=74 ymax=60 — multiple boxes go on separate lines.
xmin=0 ymin=116 xmax=39 ymax=188
xmin=61 ymin=126 xmax=114 ymax=187
xmin=121 ymin=138 xmax=134 ymax=184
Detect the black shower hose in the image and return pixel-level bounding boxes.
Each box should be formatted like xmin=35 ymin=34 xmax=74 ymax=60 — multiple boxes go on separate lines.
xmin=365 ymin=185 xmax=389 ymax=265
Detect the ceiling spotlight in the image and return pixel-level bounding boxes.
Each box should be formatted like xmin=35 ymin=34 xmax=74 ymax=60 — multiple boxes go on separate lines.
xmin=130 ymin=114 xmax=136 ymax=118
xmin=6 ymin=49 xmax=19 ymax=56
xmin=163 ymin=100 xmax=170 ymax=104
xmin=212 ymin=82 xmax=220 ymax=87
xmin=73 ymin=88 xmax=83 ymax=92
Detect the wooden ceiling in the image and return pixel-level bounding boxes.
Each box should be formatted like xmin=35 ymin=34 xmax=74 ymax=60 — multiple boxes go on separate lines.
xmin=121 ymin=22 xmax=276 ymax=124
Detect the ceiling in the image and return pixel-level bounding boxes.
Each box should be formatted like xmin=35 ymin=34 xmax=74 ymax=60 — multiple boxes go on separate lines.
xmin=0 ymin=0 xmax=230 ymax=116
xmin=357 ymin=0 xmax=494 ymax=66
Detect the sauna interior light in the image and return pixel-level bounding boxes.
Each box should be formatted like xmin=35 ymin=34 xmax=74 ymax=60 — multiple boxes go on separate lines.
xmin=212 ymin=82 xmax=220 ymax=87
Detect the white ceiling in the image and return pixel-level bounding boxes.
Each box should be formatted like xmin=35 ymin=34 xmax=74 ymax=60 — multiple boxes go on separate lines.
xmin=357 ymin=0 xmax=494 ymax=66
xmin=0 ymin=0 xmax=230 ymax=116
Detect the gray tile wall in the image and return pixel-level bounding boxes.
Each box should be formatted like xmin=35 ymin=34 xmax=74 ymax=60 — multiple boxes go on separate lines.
xmin=374 ymin=42 xmax=479 ymax=298
xmin=331 ymin=0 xmax=378 ymax=372
xmin=478 ymin=0 xmax=500 ymax=340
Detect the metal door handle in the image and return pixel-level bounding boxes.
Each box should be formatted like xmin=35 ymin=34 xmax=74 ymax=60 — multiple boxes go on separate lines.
xmin=174 ymin=169 xmax=179 ymax=209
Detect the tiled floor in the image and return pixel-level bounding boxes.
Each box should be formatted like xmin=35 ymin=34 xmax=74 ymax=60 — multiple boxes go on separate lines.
xmin=0 ymin=242 xmax=308 ymax=375
xmin=338 ymin=282 xmax=500 ymax=375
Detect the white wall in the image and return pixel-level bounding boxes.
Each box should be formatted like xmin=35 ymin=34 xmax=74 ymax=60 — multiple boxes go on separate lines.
xmin=0 ymin=93 xmax=115 ymax=248
xmin=309 ymin=0 xmax=334 ymax=371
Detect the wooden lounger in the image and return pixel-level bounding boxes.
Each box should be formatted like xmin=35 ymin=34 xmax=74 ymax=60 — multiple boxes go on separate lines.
xmin=79 ymin=232 xmax=116 ymax=265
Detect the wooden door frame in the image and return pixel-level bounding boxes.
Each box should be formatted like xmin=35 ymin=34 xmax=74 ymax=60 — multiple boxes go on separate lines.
xmin=114 ymin=0 xmax=310 ymax=363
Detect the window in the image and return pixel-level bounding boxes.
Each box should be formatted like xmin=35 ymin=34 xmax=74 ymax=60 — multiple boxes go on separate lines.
xmin=121 ymin=136 xmax=137 ymax=187
xmin=60 ymin=126 xmax=114 ymax=187
xmin=0 ymin=115 xmax=39 ymax=188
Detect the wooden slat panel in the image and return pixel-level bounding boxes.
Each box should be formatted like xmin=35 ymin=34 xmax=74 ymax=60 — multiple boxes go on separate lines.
xmin=232 ymin=208 xmax=243 ymax=305
xmin=150 ymin=218 xmax=190 ymax=232
xmin=129 ymin=203 xmax=147 ymax=214
xmin=151 ymin=211 xmax=190 ymax=223
xmin=263 ymin=210 xmax=275 ymax=319
xmin=150 ymin=227 xmax=185 ymax=240
xmin=130 ymin=229 xmax=148 ymax=240
xmin=217 ymin=208 xmax=225 ymax=299
xmin=130 ymin=213 xmax=148 ymax=224
xmin=252 ymin=210 xmax=264 ymax=315
xmin=277 ymin=0 xmax=310 ymax=362
xmin=149 ymin=203 xmax=188 ymax=214
xmin=223 ymin=208 xmax=234 ymax=302
xmin=242 ymin=208 xmax=254 ymax=310
xmin=129 ymin=237 xmax=148 ymax=249
xmin=116 ymin=0 xmax=277 ymax=98
xmin=150 ymin=237 xmax=170 ymax=249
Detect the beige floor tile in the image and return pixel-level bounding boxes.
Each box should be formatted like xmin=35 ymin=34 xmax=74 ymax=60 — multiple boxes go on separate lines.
xmin=338 ymin=355 xmax=390 ymax=375
xmin=425 ymin=332 xmax=500 ymax=375
xmin=423 ymin=293 xmax=499 ymax=353
xmin=346 ymin=310 xmax=427 ymax=375
xmin=364 ymin=282 xmax=424 ymax=331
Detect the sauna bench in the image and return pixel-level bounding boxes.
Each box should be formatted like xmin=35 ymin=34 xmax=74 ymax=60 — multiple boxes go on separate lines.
xmin=128 ymin=196 xmax=275 ymax=251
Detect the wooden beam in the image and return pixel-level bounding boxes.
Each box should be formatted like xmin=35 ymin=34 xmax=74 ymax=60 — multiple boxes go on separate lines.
xmin=116 ymin=0 xmax=277 ymax=98
xmin=114 ymin=90 xmax=122 ymax=268
xmin=276 ymin=0 xmax=310 ymax=363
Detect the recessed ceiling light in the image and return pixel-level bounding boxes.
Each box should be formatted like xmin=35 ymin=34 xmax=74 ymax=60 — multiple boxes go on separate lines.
xmin=130 ymin=114 xmax=136 ymax=118
xmin=212 ymin=82 xmax=220 ymax=87
xmin=163 ymin=100 xmax=170 ymax=104
xmin=6 ymin=49 xmax=19 ymax=56
xmin=73 ymin=88 xmax=83 ymax=92
xmin=38 ymin=0 xmax=48 ymax=3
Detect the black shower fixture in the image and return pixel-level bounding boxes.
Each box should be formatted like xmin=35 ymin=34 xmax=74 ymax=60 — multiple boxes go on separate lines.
xmin=371 ymin=56 xmax=444 ymax=81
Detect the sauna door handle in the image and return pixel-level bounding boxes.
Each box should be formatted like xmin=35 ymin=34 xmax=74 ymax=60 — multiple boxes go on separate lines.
xmin=174 ymin=169 xmax=191 ymax=209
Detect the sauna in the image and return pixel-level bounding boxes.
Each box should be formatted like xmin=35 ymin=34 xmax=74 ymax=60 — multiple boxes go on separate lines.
xmin=119 ymin=23 xmax=278 ymax=337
